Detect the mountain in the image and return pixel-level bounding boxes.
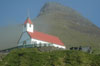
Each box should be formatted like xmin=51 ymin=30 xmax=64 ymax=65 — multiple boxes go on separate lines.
xmin=33 ymin=2 xmax=100 ymax=53
xmin=0 ymin=2 xmax=100 ymax=53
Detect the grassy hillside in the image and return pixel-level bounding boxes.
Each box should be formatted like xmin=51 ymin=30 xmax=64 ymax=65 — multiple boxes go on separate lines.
xmin=0 ymin=48 xmax=100 ymax=66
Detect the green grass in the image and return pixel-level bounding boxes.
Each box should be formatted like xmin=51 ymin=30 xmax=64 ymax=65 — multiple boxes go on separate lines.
xmin=0 ymin=48 xmax=100 ymax=66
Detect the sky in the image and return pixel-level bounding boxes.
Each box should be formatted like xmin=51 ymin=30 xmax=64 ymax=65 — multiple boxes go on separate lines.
xmin=0 ymin=0 xmax=100 ymax=28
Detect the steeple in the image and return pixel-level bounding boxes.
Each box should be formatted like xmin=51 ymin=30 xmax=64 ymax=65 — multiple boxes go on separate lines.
xmin=24 ymin=17 xmax=32 ymax=24
xmin=23 ymin=17 xmax=34 ymax=33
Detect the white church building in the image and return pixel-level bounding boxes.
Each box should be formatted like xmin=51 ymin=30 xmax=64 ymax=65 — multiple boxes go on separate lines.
xmin=18 ymin=17 xmax=66 ymax=49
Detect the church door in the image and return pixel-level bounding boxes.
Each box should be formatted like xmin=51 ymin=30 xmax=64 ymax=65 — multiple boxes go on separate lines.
xmin=23 ymin=41 xmax=26 ymax=44
xmin=23 ymin=41 xmax=26 ymax=48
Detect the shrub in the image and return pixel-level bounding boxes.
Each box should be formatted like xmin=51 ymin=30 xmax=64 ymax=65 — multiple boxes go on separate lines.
xmin=0 ymin=48 xmax=100 ymax=66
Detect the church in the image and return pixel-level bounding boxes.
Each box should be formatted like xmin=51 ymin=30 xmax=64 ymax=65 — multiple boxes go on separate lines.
xmin=18 ymin=17 xmax=66 ymax=49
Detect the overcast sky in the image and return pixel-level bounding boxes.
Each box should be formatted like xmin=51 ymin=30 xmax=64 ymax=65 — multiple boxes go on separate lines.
xmin=0 ymin=0 xmax=100 ymax=27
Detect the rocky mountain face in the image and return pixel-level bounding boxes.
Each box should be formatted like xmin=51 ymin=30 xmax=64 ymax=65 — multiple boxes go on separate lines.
xmin=0 ymin=2 xmax=100 ymax=53
xmin=37 ymin=2 xmax=100 ymax=35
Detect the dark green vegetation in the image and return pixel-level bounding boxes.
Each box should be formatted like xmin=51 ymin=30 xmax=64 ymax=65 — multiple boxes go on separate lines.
xmin=0 ymin=2 xmax=100 ymax=53
xmin=0 ymin=48 xmax=100 ymax=66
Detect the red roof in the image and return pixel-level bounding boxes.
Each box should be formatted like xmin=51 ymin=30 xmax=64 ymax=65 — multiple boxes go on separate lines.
xmin=27 ymin=31 xmax=64 ymax=46
xmin=24 ymin=17 xmax=32 ymax=24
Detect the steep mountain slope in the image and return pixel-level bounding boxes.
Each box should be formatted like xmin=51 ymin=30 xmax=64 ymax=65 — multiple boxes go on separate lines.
xmin=0 ymin=2 xmax=100 ymax=53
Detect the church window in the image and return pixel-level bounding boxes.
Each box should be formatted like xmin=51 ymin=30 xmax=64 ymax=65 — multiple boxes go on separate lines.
xmin=44 ymin=43 xmax=47 ymax=47
xmin=34 ymin=44 xmax=37 ymax=47
xmin=34 ymin=41 xmax=37 ymax=47
xmin=39 ymin=43 xmax=42 ymax=47
xmin=34 ymin=41 xmax=37 ymax=44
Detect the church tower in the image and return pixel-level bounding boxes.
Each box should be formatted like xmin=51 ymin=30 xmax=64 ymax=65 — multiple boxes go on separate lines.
xmin=23 ymin=17 xmax=34 ymax=33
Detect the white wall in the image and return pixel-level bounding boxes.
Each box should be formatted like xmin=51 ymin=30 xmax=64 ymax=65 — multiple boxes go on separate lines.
xmin=31 ymin=39 xmax=66 ymax=49
xmin=52 ymin=44 xmax=66 ymax=49
xmin=31 ymin=39 xmax=49 ymax=44
xmin=23 ymin=23 xmax=34 ymax=32
xmin=18 ymin=32 xmax=31 ymax=46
